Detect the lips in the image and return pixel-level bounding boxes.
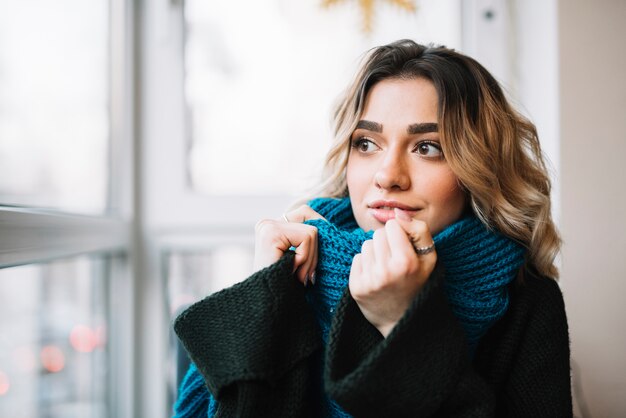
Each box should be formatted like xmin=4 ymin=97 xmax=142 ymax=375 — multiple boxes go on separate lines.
xmin=368 ymin=200 xmax=418 ymax=211
xmin=368 ymin=200 xmax=420 ymax=223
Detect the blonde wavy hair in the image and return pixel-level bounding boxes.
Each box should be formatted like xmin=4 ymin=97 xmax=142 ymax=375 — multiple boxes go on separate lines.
xmin=314 ymin=40 xmax=561 ymax=280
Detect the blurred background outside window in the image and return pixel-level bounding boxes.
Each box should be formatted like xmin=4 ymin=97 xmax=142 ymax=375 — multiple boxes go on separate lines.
xmin=184 ymin=0 xmax=460 ymax=196
xmin=0 ymin=0 xmax=131 ymax=416
xmin=0 ymin=0 xmax=109 ymax=215
xmin=0 ymin=257 xmax=109 ymax=418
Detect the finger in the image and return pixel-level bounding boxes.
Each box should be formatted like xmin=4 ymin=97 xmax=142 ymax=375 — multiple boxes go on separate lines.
xmin=359 ymin=239 xmax=377 ymax=287
xmin=351 ymin=253 xmax=363 ymax=276
xmin=282 ymin=206 xmax=323 ymax=283
xmin=360 ymin=239 xmax=376 ymax=264
xmin=254 ymin=220 xmax=319 ymax=280
xmin=278 ymin=222 xmax=320 ymax=251
xmin=254 ymin=219 xmax=293 ymax=267
xmin=293 ymin=233 xmax=314 ymax=284
xmin=312 ymin=226 xmax=319 ymax=283
xmin=284 ymin=205 xmax=327 ymax=223
xmin=297 ymin=227 xmax=319 ymax=285
xmin=372 ymin=227 xmax=391 ymax=262
xmin=385 ymin=219 xmax=417 ymax=259
xmin=393 ymin=208 xmax=436 ymax=257
xmin=385 ymin=219 xmax=425 ymax=279
xmin=348 ymin=253 xmax=363 ymax=295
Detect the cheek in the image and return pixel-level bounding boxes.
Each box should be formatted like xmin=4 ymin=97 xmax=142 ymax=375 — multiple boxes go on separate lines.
xmin=422 ymin=170 xmax=467 ymax=226
xmin=346 ymin=159 xmax=366 ymax=197
xmin=430 ymin=176 xmax=464 ymax=205
xmin=346 ymin=159 xmax=372 ymax=225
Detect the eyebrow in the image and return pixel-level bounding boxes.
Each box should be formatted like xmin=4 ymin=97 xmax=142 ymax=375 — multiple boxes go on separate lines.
xmin=356 ymin=120 xmax=438 ymax=135
xmin=356 ymin=120 xmax=383 ymax=132
xmin=407 ymin=123 xmax=438 ymax=134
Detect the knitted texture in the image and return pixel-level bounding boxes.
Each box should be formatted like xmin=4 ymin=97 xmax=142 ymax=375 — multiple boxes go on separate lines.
xmin=174 ymin=197 xmax=526 ymax=417
xmin=173 ymin=362 xmax=218 ymax=418
xmin=174 ymin=259 xmax=572 ymax=417
xmin=433 ymin=216 xmax=526 ymax=349
xmin=305 ymin=197 xmax=526 ymax=352
xmin=304 ymin=197 xmax=371 ymax=346
xmin=303 ymin=197 xmax=525 ymax=417
xmin=173 ymin=249 xmax=321 ymax=418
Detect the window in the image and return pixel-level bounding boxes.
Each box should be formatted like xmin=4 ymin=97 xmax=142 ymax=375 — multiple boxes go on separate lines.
xmin=0 ymin=0 xmax=110 ymax=214
xmin=184 ymin=0 xmax=461 ymax=195
xmin=0 ymin=257 xmax=109 ymax=417
xmin=0 ymin=0 xmax=134 ymax=417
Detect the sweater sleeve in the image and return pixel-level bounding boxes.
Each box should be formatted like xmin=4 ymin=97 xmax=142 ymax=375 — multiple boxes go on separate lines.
xmin=475 ymin=275 xmax=573 ymax=417
xmin=324 ymin=265 xmax=495 ymax=417
xmin=173 ymin=252 xmax=322 ymax=417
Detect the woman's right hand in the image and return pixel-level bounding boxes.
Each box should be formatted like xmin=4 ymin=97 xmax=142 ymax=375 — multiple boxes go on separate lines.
xmin=253 ymin=205 xmax=326 ymax=285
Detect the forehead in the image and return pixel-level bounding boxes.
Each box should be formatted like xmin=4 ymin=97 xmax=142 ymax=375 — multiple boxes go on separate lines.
xmin=361 ymin=78 xmax=439 ymax=124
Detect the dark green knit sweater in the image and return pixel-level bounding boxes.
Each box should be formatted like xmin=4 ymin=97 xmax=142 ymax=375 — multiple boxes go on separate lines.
xmin=174 ymin=252 xmax=572 ymax=417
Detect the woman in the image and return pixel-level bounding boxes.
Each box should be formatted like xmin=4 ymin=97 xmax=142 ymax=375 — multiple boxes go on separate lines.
xmin=173 ymin=40 xmax=572 ymax=417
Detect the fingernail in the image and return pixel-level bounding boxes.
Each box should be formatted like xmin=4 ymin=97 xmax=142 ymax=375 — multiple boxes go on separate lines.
xmin=310 ymin=271 xmax=316 ymax=285
xmin=394 ymin=208 xmax=412 ymax=221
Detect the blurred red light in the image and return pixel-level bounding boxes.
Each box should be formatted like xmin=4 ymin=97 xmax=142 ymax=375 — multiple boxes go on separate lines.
xmin=70 ymin=325 xmax=97 ymax=353
xmin=0 ymin=371 xmax=9 ymax=395
xmin=40 ymin=345 xmax=65 ymax=373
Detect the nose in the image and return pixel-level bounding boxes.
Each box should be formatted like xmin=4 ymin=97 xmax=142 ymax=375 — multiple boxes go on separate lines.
xmin=374 ymin=148 xmax=411 ymax=191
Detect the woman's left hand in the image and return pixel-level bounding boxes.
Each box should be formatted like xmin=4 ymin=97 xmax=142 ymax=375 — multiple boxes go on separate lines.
xmin=349 ymin=209 xmax=437 ymax=337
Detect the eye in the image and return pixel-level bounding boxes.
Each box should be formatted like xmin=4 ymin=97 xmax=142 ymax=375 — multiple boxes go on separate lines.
xmin=414 ymin=141 xmax=443 ymax=159
xmin=351 ymin=137 xmax=380 ymax=154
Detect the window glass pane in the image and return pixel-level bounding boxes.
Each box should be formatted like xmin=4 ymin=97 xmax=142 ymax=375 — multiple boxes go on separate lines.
xmin=0 ymin=256 xmax=108 ymax=418
xmin=165 ymin=245 xmax=253 ymax=407
xmin=185 ymin=0 xmax=460 ymax=195
xmin=0 ymin=1 xmax=109 ymax=214
xmin=166 ymin=245 xmax=254 ymax=318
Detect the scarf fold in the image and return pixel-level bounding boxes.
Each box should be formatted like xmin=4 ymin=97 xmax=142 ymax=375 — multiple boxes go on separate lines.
xmin=304 ymin=197 xmax=525 ymax=418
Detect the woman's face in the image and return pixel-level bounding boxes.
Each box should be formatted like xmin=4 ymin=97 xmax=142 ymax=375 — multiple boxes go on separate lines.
xmin=346 ymin=77 xmax=467 ymax=234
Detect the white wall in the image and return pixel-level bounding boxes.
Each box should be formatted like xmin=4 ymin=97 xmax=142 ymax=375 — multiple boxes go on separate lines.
xmin=559 ymin=0 xmax=626 ymax=416
xmin=462 ymin=0 xmax=560 ymax=221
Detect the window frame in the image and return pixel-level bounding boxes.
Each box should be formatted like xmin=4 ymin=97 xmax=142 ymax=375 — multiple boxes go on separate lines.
xmin=0 ymin=0 xmax=136 ymax=416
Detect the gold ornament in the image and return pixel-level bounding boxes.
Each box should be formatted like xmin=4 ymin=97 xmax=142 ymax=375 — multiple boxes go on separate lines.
xmin=321 ymin=0 xmax=416 ymax=33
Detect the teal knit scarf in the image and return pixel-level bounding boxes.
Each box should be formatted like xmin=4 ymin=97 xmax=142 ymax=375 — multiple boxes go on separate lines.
xmin=304 ymin=197 xmax=525 ymax=418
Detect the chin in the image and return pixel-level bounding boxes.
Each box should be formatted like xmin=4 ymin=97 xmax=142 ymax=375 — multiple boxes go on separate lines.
xmin=361 ymin=218 xmax=387 ymax=232
xmin=353 ymin=216 xmax=374 ymax=232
